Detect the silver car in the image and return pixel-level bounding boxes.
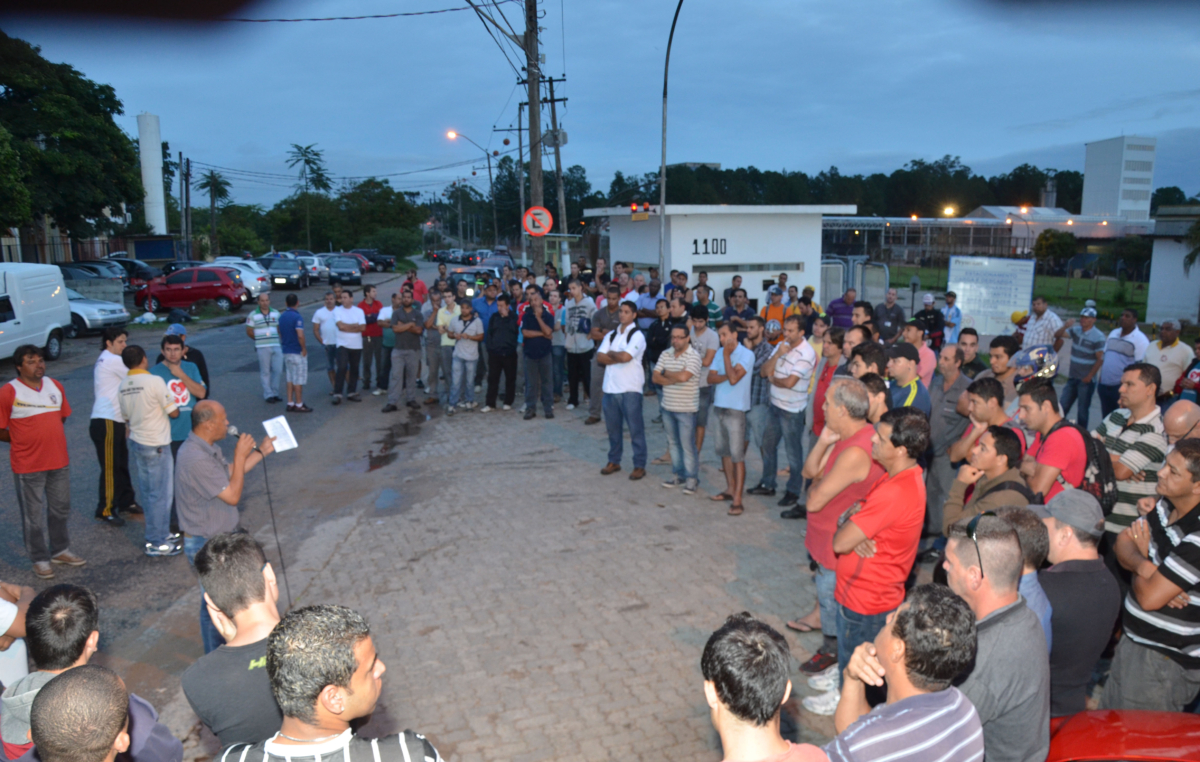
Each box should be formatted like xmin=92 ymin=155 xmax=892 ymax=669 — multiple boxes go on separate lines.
xmin=221 ymin=261 xmax=272 ymax=297
xmin=64 ymin=287 xmax=129 ymax=338
xmin=298 ymin=256 xmax=327 ymax=282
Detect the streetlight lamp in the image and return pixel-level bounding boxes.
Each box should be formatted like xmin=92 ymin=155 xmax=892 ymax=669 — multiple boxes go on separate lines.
xmin=658 ymin=0 xmax=686 ymax=284
xmin=447 ymin=130 xmax=499 ymax=249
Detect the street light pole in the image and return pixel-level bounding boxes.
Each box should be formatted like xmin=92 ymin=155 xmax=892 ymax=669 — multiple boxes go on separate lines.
xmin=658 ymin=0 xmax=685 ymax=281
xmin=448 ymin=131 xmax=500 ymax=249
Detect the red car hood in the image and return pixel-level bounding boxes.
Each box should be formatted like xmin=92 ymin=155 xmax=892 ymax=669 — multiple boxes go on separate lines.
xmin=1050 ymin=710 xmax=1200 ymax=761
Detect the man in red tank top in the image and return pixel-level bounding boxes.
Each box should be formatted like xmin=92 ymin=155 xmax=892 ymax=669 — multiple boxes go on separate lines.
xmin=789 ymin=378 xmax=886 ymax=691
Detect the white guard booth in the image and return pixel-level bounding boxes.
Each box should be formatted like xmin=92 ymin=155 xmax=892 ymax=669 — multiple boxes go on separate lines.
xmin=583 ymin=204 xmax=856 ymax=311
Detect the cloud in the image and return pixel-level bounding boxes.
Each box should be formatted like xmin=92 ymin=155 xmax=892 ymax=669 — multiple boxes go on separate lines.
xmin=1011 ymin=89 xmax=1200 ymax=133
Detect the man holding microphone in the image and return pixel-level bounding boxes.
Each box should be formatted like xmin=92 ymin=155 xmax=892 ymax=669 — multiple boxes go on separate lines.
xmin=174 ymin=400 xmax=275 ymax=654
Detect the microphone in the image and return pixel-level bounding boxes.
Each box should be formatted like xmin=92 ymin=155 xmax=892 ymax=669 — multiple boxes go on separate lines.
xmin=227 ymin=424 xmax=240 ymax=437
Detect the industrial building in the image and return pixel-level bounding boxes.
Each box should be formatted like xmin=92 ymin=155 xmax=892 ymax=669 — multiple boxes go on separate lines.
xmin=1081 ymin=135 xmax=1157 ymax=221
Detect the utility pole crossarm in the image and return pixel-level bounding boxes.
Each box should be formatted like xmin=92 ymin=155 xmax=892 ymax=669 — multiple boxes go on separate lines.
xmin=463 ymin=0 xmax=525 ymax=49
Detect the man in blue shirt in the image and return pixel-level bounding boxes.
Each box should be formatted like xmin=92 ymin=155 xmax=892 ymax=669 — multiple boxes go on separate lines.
xmin=521 ymin=285 xmax=556 ymax=420
xmin=722 ymin=288 xmax=756 ymax=342
xmin=886 ymin=343 xmax=931 ymax=415
xmin=942 ymin=291 xmax=963 ymax=345
xmin=277 ymin=294 xmax=311 ymax=413
xmin=151 ymin=333 xmax=206 ymax=534
xmin=709 ymin=323 xmax=755 ymax=515
xmin=472 ymin=282 xmax=500 ymax=394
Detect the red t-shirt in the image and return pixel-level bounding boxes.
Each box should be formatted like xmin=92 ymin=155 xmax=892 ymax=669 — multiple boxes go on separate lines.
xmin=835 ymin=466 xmax=926 ymax=615
xmin=405 ymin=278 xmax=428 ymax=304
xmin=811 ymin=361 xmax=839 ymax=436
xmin=806 ymin=425 xmax=885 ymax=570
xmin=359 ymin=299 xmax=384 ymax=338
xmin=1031 ymin=424 xmax=1086 ymax=501
xmin=724 ymin=741 xmax=828 ymax=762
xmin=0 ymin=377 xmax=71 ymax=474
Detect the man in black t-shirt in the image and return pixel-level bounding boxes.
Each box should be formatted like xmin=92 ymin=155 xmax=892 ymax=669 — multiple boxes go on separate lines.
xmin=521 ymin=285 xmax=556 ymax=420
xmin=181 ymin=534 xmax=284 ymax=747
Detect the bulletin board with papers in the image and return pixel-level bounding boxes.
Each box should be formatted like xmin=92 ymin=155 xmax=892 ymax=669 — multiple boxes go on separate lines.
xmin=946 ymin=256 xmax=1035 ymax=337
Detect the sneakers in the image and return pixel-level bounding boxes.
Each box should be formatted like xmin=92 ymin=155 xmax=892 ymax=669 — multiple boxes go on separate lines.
xmin=682 ymin=481 xmax=698 ymax=496
xmin=747 ymin=485 xmax=777 ymax=496
xmin=801 ymin=687 xmax=841 ymax=716
xmin=474 ymin=385 xmax=482 ymax=393
xmin=778 ymin=491 xmax=800 ymax=507
xmin=662 ymin=477 xmax=683 ymax=489
xmin=32 ymin=562 xmax=54 ymax=579
xmin=96 ymin=514 xmax=126 ymax=528
xmin=545 ymin=411 xmax=554 ymax=419
xmin=524 ymin=409 xmax=537 ymax=420
xmin=480 ymin=405 xmax=493 ymax=413
xmin=381 ymin=404 xmax=398 ymax=413
xmin=332 ymin=394 xmax=343 ymax=405
xmin=466 ymin=402 xmax=477 ymax=410
xmin=807 ymin=664 xmax=840 ymax=692
xmin=144 ymin=541 xmax=183 ymax=557
xmin=502 ymin=404 xmax=512 ymax=411
xmin=446 ymin=406 xmax=456 ymax=416
xmin=372 ymin=388 xmax=385 ymax=396
xmin=800 ymin=650 xmax=838 ymax=676
xmin=566 ymin=403 xmax=576 ymax=410
xmin=347 ymin=393 xmax=362 ymax=402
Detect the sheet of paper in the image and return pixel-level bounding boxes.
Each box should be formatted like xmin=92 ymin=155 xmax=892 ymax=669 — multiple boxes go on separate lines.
xmin=262 ymin=415 xmax=298 ymax=453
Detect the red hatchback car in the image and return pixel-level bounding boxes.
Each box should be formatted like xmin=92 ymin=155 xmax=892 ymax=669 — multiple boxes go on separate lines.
xmin=135 ymin=266 xmax=249 ymax=313
xmin=1048 ymin=710 xmax=1200 ymax=762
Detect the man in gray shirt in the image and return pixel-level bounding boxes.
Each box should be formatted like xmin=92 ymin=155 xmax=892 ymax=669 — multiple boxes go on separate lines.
xmin=384 ymin=289 xmax=424 ymax=412
xmin=925 ymin=344 xmax=972 ymax=549
xmin=175 ymin=400 xmax=274 ymax=653
xmin=945 ymin=514 xmax=1050 ymax=762
xmin=872 ymin=288 xmax=906 ymax=345
xmin=585 ymin=283 xmax=622 ymax=425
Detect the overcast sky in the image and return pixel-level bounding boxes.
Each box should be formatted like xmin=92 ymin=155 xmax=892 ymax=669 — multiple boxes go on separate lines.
xmin=3 ymin=0 xmax=1198 ymax=210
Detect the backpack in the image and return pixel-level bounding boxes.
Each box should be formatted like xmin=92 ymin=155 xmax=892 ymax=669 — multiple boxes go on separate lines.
xmin=1041 ymin=419 xmax=1119 ymax=514
xmin=979 ymin=480 xmax=1037 ymax=504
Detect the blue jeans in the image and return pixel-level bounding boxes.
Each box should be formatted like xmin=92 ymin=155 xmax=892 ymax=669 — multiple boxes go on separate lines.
xmin=603 ymin=391 xmax=647 ymax=469
xmin=552 ymin=346 xmax=567 ymax=397
xmin=760 ymin=405 xmax=806 ymax=495
xmin=1059 ymin=377 xmax=1097 ymax=429
xmin=1098 ymin=383 xmax=1121 ymax=420
xmin=256 ymin=346 xmax=283 ymax=400
xmin=837 ymin=603 xmax=894 ymax=675
xmin=184 ymin=535 xmax=226 ymax=655
xmin=440 ymin=346 xmax=455 ymax=403
xmin=815 ymin=564 xmax=838 ymax=639
xmin=450 ymin=356 xmax=477 ymax=406
xmin=524 ymin=353 xmax=554 ymax=414
xmin=128 ymin=440 xmax=173 ymax=545
xmin=662 ymin=409 xmax=698 ymax=486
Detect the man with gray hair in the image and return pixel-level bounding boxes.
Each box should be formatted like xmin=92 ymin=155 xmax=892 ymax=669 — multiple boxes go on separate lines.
xmin=1148 ymin=319 xmax=1192 ymax=411
xmin=944 ymin=514 xmax=1050 ymax=762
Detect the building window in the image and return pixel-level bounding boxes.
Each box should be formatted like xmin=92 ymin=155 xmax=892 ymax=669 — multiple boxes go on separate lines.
xmin=1123 ymin=177 xmax=1151 ymax=185
xmin=1121 ymin=189 xmax=1150 ymax=201
xmin=1125 ymin=160 xmax=1153 ymax=172
xmin=1122 ymin=210 xmax=1149 ymax=220
xmin=1126 ymin=144 xmax=1155 ymax=151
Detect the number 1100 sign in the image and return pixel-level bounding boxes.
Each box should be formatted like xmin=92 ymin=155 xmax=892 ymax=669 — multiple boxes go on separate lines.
xmin=693 ymin=238 xmax=727 ymax=255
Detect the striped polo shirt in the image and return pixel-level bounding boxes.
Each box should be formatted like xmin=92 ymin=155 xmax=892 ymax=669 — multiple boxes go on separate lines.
xmin=245 ymin=308 xmax=281 ymax=348
xmin=1094 ymin=408 xmax=1167 ymax=534
xmin=1123 ymin=497 xmax=1200 ymax=668
xmin=825 ymin=686 xmax=983 ymax=762
xmin=653 ymin=345 xmax=702 ymax=413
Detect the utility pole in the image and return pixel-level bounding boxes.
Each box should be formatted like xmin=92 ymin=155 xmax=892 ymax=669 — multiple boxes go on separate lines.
xmin=524 ymin=0 xmax=544 ymax=272
xmin=456 ymin=181 xmax=464 ymax=247
xmin=547 ymin=77 xmax=569 ymax=260
xmin=184 ymin=159 xmax=192 ymax=258
xmin=486 ymin=152 xmax=498 ymax=248
xmin=178 ymin=151 xmax=185 ymax=259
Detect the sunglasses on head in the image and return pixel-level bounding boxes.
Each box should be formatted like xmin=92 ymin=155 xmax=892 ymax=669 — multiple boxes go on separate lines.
xmin=966 ymin=511 xmax=997 ymax=579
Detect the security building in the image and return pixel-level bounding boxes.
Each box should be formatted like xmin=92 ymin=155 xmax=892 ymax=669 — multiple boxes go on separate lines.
xmin=582 ymin=203 xmax=855 ymax=309
xmin=1081 ymin=135 xmax=1157 ymax=221
xmin=1146 ymin=205 xmax=1200 ymax=325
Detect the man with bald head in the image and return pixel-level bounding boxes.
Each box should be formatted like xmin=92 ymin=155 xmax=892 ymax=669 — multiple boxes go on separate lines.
xmin=1164 ymin=400 xmax=1200 ymax=449
xmin=174 ymin=400 xmax=275 ymax=653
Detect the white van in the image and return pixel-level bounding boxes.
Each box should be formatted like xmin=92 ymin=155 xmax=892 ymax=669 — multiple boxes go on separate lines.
xmin=0 ymin=263 xmax=72 ymax=361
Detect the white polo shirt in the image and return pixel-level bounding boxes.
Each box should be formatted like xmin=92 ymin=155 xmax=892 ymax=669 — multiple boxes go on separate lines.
xmin=769 ymin=339 xmax=817 ymax=414
xmin=597 ymin=323 xmax=647 ymax=394
xmin=118 ymin=370 xmax=178 ymax=447
xmin=90 ymin=349 xmax=128 ymax=422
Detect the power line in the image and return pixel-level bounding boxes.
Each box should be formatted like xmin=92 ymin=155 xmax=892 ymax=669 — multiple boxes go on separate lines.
xmin=222 ymin=2 xmax=517 ymax=23
xmin=464 ymin=0 xmax=522 ymax=77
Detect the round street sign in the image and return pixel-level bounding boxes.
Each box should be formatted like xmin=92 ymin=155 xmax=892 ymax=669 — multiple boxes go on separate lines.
xmin=523 ymin=206 xmax=553 ymax=237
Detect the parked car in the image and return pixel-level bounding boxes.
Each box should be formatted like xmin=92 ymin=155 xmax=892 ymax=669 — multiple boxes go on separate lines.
xmin=326 ymin=256 xmax=363 ymax=285
xmin=265 ymin=258 xmax=310 ymax=289
xmin=1047 ymin=709 xmax=1200 ymax=762
xmin=135 ymin=267 xmax=248 ymax=313
xmin=287 ymin=250 xmax=315 ymax=259
xmin=64 ymin=287 xmax=129 ymax=338
xmin=297 ymin=255 xmax=327 ymax=282
xmin=0 ymin=263 xmax=70 ymax=360
xmin=222 ymin=261 xmax=271 ymax=298
xmin=431 ymin=250 xmax=452 ymax=263
xmin=447 ymin=268 xmax=498 ymax=298
xmin=479 ymin=255 xmax=515 ymax=272
xmin=57 ymin=262 xmax=123 ymax=284
xmin=260 ymin=250 xmax=296 ymax=259
xmin=349 ymin=248 xmax=395 ymax=272
xmin=161 ymin=259 xmax=209 ymax=276
xmin=75 ymin=259 xmax=129 ymax=286
xmin=105 ymin=258 xmax=162 ymax=292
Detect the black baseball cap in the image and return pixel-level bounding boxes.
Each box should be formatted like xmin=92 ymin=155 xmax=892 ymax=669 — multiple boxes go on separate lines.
xmin=906 ymin=318 xmax=928 ymax=333
xmin=888 ymin=343 xmax=920 ymax=363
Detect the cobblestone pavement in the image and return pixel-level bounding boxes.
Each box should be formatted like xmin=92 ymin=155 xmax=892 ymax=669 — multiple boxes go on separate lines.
xmin=268 ymin=397 xmax=835 ymax=762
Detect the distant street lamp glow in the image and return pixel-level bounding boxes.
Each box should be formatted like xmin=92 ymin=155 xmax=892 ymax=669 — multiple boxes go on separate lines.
xmin=911 ymin=214 xmax=918 ymax=220
xmin=1102 ymin=220 xmax=1108 ymax=226
xmin=1067 ymin=219 xmax=1074 ymax=225
xmin=1019 ymin=206 xmax=1028 ymax=214
xmin=446 ymin=130 xmax=458 ymax=140
xmin=1005 ymin=218 xmax=1013 ymax=224
xmin=943 ymin=206 xmax=955 ymax=216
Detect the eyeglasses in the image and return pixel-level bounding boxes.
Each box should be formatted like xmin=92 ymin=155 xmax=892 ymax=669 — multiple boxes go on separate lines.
xmin=966 ymin=511 xmax=997 ymax=579
xmin=1171 ymin=420 xmax=1200 ymax=446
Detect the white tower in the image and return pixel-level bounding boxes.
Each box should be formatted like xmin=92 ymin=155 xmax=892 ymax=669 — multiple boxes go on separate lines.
xmin=136 ymin=113 xmax=167 ymax=235
xmin=1081 ymin=135 xmax=1156 ymax=220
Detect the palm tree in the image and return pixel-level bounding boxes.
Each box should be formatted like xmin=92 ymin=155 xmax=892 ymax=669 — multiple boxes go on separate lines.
xmin=286 ymin=144 xmax=332 ymax=250
xmin=194 ymin=170 xmax=231 ymax=258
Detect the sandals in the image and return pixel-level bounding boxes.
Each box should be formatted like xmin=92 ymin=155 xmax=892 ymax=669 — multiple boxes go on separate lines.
xmin=786 ymin=618 xmax=818 ymax=633
xmin=728 ymin=505 xmax=744 ymax=516
xmin=710 ymin=493 xmax=734 ymax=502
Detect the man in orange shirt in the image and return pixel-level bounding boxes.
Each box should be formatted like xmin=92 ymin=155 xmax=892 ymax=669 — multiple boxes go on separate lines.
xmin=760 ymin=286 xmax=788 ymax=346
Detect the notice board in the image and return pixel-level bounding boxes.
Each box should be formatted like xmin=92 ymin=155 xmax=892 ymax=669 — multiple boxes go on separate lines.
xmin=946 ymin=256 xmax=1035 ymax=337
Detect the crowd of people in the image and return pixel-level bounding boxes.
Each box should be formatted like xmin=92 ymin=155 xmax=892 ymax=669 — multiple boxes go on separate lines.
xmin=4 ymin=255 xmax=1200 ymax=762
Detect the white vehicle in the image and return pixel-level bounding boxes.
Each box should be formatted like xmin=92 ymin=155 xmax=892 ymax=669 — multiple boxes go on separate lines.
xmin=64 ymin=287 xmax=129 ymax=338
xmin=0 ymin=263 xmax=71 ymax=360
xmin=222 ymin=261 xmax=272 ymax=297
xmin=297 ymin=255 xmax=327 ymax=282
